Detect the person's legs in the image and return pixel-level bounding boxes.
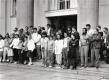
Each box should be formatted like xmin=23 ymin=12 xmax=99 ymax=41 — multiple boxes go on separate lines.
xmin=48 ymin=50 xmax=54 ymax=67
xmin=0 ymin=51 xmax=3 ymax=62
xmin=95 ymin=49 xmax=100 ymax=68
xmin=91 ymin=48 xmax=95 ymax=66
xmin=44 ymin=49 xmax=48 ymax=67
xmin=13 ymin=48 xmax=19 ymax=63
xmin=84 ymin=45 xmax=89 ymax=67
xmin=62 ymin=48 xmax=67 ymax=67
xmin=80 ymin=46 xmax=84 ymax=66
xmin=3 ymin=47 xmax=8 ymax=62
xmin=41 ymin=48 xmax=45 ymax=66
xmin=28 ymin=51 xmax=33 ymax=65
xmin=36 ymin=45 xmax=41 ymax=60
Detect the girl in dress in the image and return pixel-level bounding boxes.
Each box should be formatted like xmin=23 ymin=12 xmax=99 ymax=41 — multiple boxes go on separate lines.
xmin=27 ymin=35 xmax=35 ymax=65
xmin=55 ymin=34 xmax=63 ymax=68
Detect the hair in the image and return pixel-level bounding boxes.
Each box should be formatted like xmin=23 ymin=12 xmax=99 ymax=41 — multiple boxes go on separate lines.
xmin=47 ymin=24 xmax=51 ymax=27
xmin=33 ymin=28 xmax=37 ymax=31
xmin=5 ymin=33 xmax=10 ymax=38
xmin=0 ymin=34 xmax=3 ymax=39
xmin=82 ymin=28 xmax=87 ymax=35
xmin=97 ymin=25 xmax=101 ymax=29
xmin=104 ymin=27 xmax=108 ymax=31
xmin=86 ymin=24 xmax=91 ymax=27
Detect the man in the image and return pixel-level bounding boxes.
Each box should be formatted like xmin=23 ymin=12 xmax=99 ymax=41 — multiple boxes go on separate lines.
xmin=47 ymin=24 xmax=52 ymax=36
xmin=32 ymin=28 xmax=41 ymax=60
xmin=103 ymin=27 xmax=109 ymax=64
xmin=90 ymin=29 xmax=101 ymax=68
xmin=86 ymin=24 xmax=95 ymax=63
xmin=13 ymin=27 xmax=19 ymax=35
xmin=96 ymin=25 xmax=104 ymax=61
xmin=86 ymin=24 xmax=95 ymax=38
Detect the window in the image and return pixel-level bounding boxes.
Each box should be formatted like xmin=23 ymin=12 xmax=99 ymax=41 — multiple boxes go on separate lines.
xmin=58 ymin=0 xmax=70 ymax=10
xmin=66 ymin=0 xmax=70 ymax=9
xmin=11 ymin=0 xmax=16 ymax=17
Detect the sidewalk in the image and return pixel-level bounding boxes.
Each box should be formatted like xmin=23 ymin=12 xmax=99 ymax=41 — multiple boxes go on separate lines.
xmin=0 ymin=61 xmax=109 ymax=78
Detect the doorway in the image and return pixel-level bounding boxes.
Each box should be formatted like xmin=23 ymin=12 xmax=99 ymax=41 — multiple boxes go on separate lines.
xmin=47 ymin=15 xmax=77 ymax=31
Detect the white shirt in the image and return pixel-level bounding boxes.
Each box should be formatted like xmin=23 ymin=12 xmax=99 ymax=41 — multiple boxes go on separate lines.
xmin=47 ymin=28 xmax=51 ymax=36
xmin=10 ymin=38 xmax=20 ymax=49
xmin=63 ymin=37 xmax=68 ymax=48
xmin=32 ymin=33 xmax=41 ymax=45
xmin=27 ymin=39 xmax=35 ymax=51
xmin=87 ymin=29 xmax=95 ymax=38
xmin=55 ymin=40 xmax=63 ymax=54
xmin=0 ymin=39 xmax=4 ymax=51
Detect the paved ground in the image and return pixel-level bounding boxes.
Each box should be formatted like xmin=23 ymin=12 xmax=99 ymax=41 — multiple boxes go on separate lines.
xmin=0 ymin=62 xmax=109 ymax=80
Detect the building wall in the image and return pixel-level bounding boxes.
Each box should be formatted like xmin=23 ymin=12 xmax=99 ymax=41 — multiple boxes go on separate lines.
xmin=0 ymin=0 xmax=7 ymax=36
xmin=1 ymin=0 xmax=109 ymax=35
xmin=99 ymin=0 xmax=109 ymax=28
xmin=34 ymin=0 xmax=48 ymax=29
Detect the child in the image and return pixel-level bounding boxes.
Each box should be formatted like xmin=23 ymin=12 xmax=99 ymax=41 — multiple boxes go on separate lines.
xmin=0 ymin=35 xmax=4 ymax=62
xmin=48 ymin=35 xmax=55 ymax=67
xmin=62 ymin=32 xmax=70 ymax=69
xmin=17 ymin=38 xmax=23 ymax=64
xmin=68 ymin=33 xmax=78 ymax=70
xmin=22 ymin=36 xmax=28 ymax=64
xmin=41 ymin=31 xmax=48 ymax=67
xmin=55 ymin=34 xmax=63 ymax=68
xmin=27 ymin=35 xmax=35 ymax=65
xmin=10 ymin=34 xmax=20 ymax=64
xmin=3 ymin=33 xmax=10 ymax=62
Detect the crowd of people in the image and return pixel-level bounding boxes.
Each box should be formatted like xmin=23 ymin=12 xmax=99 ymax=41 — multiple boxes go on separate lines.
xmin=0 ymin=24 xmax=109 ymax=70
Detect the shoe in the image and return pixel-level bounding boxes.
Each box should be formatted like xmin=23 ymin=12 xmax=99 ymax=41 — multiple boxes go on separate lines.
xmin=14 ymin=62 xmax=17 ymax=64
xmin=49 ymin=66 xmax=52 ymax=68
xmin=56 ymin=66 xmax=61 ymax=69
xmin=84 ymin=66 xmax=88 ymax=68
xmin=96 ymin=66 xmax=99 ymax=69
xmin=28 ymin=62 xmax=33 ymax=65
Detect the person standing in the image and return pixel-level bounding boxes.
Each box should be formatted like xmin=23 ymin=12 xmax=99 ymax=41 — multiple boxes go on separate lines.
xmin=103 ymin=27 xmax=109 ymax=64
xmin=72 ymin=27 xmax=80 ymax=65
xmin=55 ymin=34 xmax=63 ymax=68
xmin=68 ymin=33 xmax=78 ymax=70
xmin=47 ymin=35 xmax=55 ymax=67
xmin=32 ymin=28 xmax=41 ymax=60
xmin=90 ymin=29 xmax=101 ymax=68
xmin=3 ymin=33 xmax=10 ymax=62
xmin=27 ymin=35 xmax=35 ymax=65
xmin=0 ymin=35 xmax=4 ymax=62
xmin=80 ymin=28 xmax=89 ymax=68
xmin=41 ymin=32 xmax=48 ymax=67
xmin=62 ymin=32 xmax=70 ymax=69
xmin=10 ymin=34 xmax=20 ymax=64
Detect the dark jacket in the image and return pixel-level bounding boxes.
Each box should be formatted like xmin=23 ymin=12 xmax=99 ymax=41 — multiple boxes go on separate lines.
xmin=90 ymin=33 xmax=101 ymax=49
xmin=72 ymin=31 xmax=80 ymax=46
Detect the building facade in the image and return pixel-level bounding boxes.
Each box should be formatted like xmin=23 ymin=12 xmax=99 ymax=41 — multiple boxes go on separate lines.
xmin=0 ymin=0 xmax=109 ymax=35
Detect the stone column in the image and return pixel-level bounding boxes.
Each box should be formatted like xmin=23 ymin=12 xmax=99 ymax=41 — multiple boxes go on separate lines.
xmin=77 ymin=0 xmax=99 ymax=33
xmin=16 ymin=0 xmax=34 ymax=28
xmin=0 ymin=0 xmax=7 ymax=36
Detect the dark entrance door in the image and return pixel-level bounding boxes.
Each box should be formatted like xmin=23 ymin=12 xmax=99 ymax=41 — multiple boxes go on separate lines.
xmin=47 ymin=15 xmax=77 ymax=31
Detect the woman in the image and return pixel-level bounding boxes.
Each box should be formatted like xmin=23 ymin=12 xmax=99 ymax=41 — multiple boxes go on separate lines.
xmin=68 ymin=33 xmax=78 ymax=70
